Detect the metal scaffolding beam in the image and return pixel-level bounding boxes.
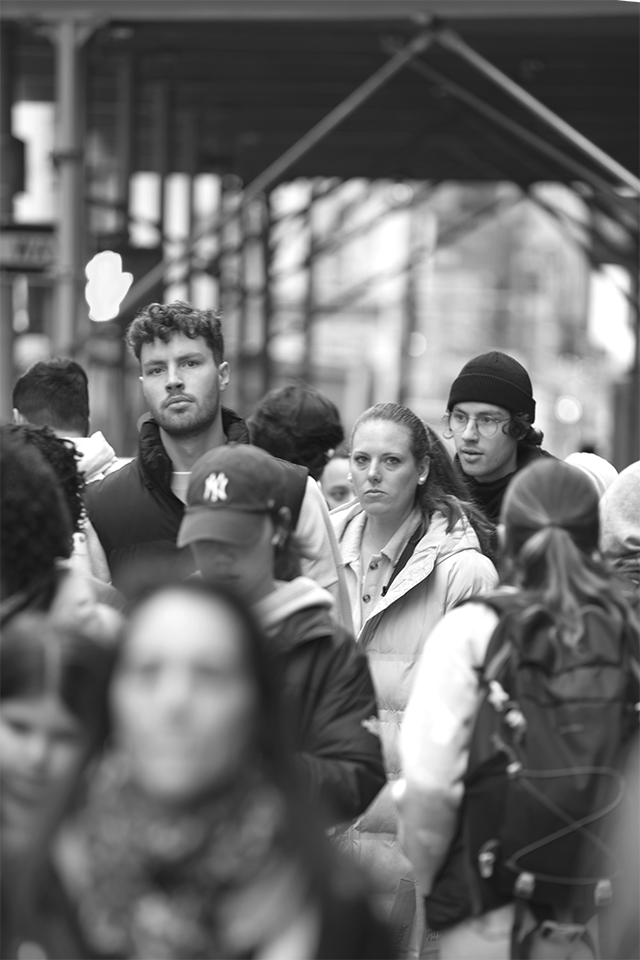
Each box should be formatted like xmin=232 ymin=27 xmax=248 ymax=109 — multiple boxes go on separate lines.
xmin=436 ymin=24 xmax=640 ymax=196
xmin=116 ymin=26 xmax=436 ymax=316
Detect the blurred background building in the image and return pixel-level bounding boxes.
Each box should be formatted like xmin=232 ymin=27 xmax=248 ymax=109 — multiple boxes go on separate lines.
xmin=1 ymin=0 xmax=638 ymax=464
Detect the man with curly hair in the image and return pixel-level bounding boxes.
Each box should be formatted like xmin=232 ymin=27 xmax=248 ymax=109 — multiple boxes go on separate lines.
xmin=86 ymin=303 xmax=350 ymax=622
xmin=443 ymin=351 xmax=553 ymax=523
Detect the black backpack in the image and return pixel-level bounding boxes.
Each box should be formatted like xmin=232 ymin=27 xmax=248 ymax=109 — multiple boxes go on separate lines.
xmin=453 ymin=595 xmax=640 ymax=956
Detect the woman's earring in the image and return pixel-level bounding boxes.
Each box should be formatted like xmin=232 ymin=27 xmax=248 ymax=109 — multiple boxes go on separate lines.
xmin=418 ymin=476 xmax=426 ymax=484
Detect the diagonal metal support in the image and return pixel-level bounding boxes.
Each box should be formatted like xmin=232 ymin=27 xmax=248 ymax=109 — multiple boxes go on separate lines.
xmin=118 ymin=26 xmax=435 ymax=316
xmin=385 ymin=40 xmax=639 ymax=235
xmin=435 ymin=24 xmax=640 ymax=196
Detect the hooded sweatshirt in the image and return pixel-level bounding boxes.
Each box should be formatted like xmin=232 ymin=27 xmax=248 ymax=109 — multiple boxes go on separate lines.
xmin=600 ymin=461 xmax=640 ymax=585
xmin=254 ymin=577 xmax=385 ymax=828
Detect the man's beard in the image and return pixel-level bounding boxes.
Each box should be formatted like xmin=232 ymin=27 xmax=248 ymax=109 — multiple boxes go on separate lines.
xmin=153 ymin=394 xmax=221 ymax=439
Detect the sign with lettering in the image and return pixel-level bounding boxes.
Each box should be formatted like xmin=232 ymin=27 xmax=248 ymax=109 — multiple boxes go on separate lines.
xmin=0 ymin=225 xmax=55 ymax=271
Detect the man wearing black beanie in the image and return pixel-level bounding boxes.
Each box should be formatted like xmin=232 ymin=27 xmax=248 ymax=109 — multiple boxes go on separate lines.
xmin=444 ymin=351 xmax=553 ymax=523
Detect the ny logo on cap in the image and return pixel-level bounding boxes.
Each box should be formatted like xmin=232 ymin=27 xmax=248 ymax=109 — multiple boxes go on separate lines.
xmin=203 ymin=472 xmax=229 ymax=503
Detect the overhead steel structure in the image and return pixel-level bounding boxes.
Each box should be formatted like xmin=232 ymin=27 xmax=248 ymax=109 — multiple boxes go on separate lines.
xmin=1 ymin=0 xmax=639 ymax=455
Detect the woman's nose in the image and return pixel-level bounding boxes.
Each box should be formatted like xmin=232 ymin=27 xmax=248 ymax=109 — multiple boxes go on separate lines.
xmin=367 ymin=460 xmax=381 ymax=481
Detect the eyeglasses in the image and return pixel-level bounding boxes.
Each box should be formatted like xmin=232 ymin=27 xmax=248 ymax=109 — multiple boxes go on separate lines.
xmin=445 ymin=410 xmax=511 ymax=439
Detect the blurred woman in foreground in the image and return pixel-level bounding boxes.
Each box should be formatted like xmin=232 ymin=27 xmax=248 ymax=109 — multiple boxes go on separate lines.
xmin=75 ymin=580 xmax=394 ymax=960
xmin=0 ymin=614 xmax=114 ymax=959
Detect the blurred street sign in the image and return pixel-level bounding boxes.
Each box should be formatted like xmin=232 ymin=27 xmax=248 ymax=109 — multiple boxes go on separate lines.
xmin=0 ymin=224 xmax=55 ymax=271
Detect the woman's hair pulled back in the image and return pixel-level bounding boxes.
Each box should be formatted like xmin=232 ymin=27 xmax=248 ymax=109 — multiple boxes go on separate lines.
xmin=502 ymin=459 xmax=634 ymax=643
xmin=351 ymin=403 xmax=495 ymax=556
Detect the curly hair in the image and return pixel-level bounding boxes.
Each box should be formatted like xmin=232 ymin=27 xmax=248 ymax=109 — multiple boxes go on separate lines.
xmin=248 ymin=385 xmax=344 ymax=481
xmin=125 ymin=301 xmax=225 ymax=364
xmin=506 ymin=413 xmax=545 ymax=448
xmin=350 ymin=403 xmax=496 ymax=559
xmin=2 ymin=424 xmax=86 ymax=535
xmin=0 ymin=430 xmax=73 ymax=602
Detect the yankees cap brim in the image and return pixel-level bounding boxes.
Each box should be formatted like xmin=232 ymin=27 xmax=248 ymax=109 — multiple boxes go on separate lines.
xmin=177 ymin=507 xmax=268 ymax=548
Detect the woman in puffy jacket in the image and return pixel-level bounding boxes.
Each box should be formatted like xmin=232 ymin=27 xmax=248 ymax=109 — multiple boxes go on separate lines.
xmin=330 ymin=403 xmax=497 ymax=936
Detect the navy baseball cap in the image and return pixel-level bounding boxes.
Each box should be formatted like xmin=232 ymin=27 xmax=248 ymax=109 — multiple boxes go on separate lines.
xmin=177 ymin=444 xmax=285 ymax=548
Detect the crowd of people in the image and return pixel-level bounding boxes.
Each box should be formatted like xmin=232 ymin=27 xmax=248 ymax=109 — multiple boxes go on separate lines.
xmin=1 ymin=300 xmax=638 ymax=960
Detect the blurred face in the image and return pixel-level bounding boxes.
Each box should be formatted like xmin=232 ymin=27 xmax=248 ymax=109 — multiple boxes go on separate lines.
xmin=111 ymin=590 xmax=257 ymax=805
xmin=350 ymin=419 xmax=426 ymax=526
xmin=321 ymin=457 xmax=353 ymax=511
xmin=190 ymin=516 xmax=275 ymax=604
xmin=0 ymin=694 xmax=87 ymax=855
xmin=140 ymin=333 xmax=230 ymax=438
xmin=450 ymin=402 xmax=518 ymax=483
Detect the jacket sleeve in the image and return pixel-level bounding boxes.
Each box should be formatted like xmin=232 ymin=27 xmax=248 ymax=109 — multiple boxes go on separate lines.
xmin=396 ymin=602 xmax=499 ymax=894
xmin=294 ymin=630 xmax=386 ymax=827
xmin=295 ymin=480 xmax=354 ymax=634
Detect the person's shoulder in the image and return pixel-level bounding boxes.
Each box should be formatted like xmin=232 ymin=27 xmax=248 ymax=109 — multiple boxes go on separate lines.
xmin=85 ymin=457 xmax=140 ymax=502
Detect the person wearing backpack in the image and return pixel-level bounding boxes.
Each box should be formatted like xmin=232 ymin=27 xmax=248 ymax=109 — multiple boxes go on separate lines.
xmin=397 ymin=458 xmax=640 ymax=960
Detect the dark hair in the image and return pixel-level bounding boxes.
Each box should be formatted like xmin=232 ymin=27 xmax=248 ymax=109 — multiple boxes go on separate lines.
xmin=330 ymin=441 xmax=350 ymax=460
xmin=2 ymin=424 xmax=86 ymax=536
xmin=0 ymin=430 xmax=73 ymax=603
xmin=126 ymin=301 xmax=225 ymax=365
xmin=351 ymin=403 xmax=495 ymax=558
xmin=0 ymin=612 xmax=115 ymax=752
xmin=12 ymin=358 xmax=89 ymax=436
xmin=124 ymin=579 xmax=293 ymax=790
xmin=505 ymin=413 xmax=544 ymax=449
xmin=248 ymin=385 xmax=344 ymax=481
xmin=502 ymin=459 xmax=637 ymax=645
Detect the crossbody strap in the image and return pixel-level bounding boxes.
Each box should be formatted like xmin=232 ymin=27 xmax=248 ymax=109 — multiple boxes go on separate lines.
xmin=381 ymin=522 xmax=424 ymax=598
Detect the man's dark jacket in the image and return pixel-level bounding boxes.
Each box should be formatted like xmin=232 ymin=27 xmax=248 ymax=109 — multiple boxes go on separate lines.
xmin=454 ymin=443 xmax=555 ymax=524
xmin=269 ymin=590 xmax=385 ymax=827
xmin=85 ymin=408 xmax=307 ymax=594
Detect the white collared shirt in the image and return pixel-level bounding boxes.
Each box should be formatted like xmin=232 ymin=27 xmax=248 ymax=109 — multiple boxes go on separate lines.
xmin=340 ymin=506 xmax=423 ymax=636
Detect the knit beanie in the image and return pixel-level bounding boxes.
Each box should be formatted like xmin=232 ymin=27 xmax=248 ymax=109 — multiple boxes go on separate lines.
xmin=447 ymin=351 xmax=536 ymax=421
xmin=564 ymin=452 xmax=618 ymax=499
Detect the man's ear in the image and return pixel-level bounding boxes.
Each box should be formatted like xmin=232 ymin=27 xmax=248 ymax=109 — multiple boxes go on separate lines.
xmin=271 ymin=506 xmax=292 ymax=546
xmin=218 ymin=361 xmax=230 ymax=392
xmin=12 ymin=408 xmax=28 ymax=425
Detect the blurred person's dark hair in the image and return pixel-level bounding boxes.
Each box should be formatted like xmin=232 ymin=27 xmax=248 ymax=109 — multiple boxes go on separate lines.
xmin=12 ymin=358 xmax=90 ymax=437
xmin=330 ymin=441 xmax=350 ymax=459
xmin=248 ymin=384 xmax=344 ymax=481
xmin=0 ymin=429 xmax=73 ymax=607
xmin=1 ymin=612 xmax=115 ymax=756
xmin=2 ymin=424 xmax=86 ymax=536
xmin=125 ymin=300 xmax=225 ymax=364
